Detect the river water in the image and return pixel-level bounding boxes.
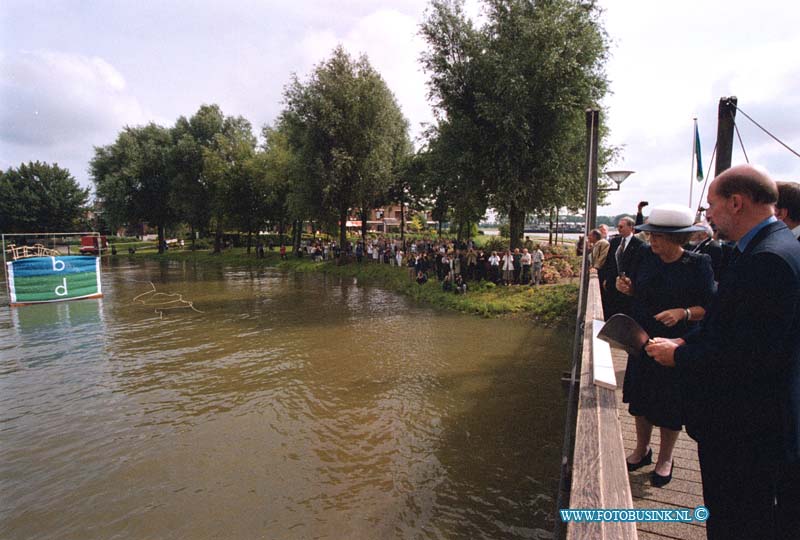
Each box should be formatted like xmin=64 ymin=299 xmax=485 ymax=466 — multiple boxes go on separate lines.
xmin=0 ymin=258 xmax=569 ymax=540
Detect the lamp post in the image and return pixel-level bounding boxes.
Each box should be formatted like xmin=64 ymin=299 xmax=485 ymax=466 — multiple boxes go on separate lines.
xmin=600 ymin=170 xmax=634 ymax=192
xmin=590 ymin=169 xmax=635 ymax=231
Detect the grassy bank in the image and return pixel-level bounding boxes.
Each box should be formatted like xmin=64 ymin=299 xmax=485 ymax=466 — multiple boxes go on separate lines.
xmin=127 ymin=247 xmax=578 ymax=326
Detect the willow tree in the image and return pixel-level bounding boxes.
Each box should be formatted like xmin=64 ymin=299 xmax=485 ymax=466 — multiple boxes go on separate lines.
xmin=421 ymin=0 xmax=610 ymax=247
xmin=281 ymin=46 xmax=411 ymax=250
xmin=260 ymin=123 xmax=296 ymax=245
xmin=171 ymin=104 xmax=228 ymax=246
xmin=201 ymin=116 xmax=258 ymax=253
xmin=91 ymin=123 xmax=176 ymax=252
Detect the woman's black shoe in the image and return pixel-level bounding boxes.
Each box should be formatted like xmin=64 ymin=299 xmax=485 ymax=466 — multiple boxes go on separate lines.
xmin=651 ymin=461 xmax=674 ymax=487
xmin=626 ymin=448 xmax=652 ymax=471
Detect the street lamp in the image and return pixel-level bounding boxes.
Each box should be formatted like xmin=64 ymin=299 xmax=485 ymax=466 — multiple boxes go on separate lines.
xmin=600 ymin=170 xmax=634 ymax=192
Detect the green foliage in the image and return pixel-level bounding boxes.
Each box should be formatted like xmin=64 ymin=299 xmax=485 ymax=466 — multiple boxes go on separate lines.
xmin=420 ymin=0 xmax=611 ymax=247
xmin=170 ymin=105 xmax=227 ymax=237
xmin=202 ymin=116 xmax=261 ymax=251
xmin=408 ymin=213 xmax=427 ymax=233
xmin=91 ymin=123 xmax=177 ymax=250
xmin=482 ymin=236 xmax=509 ymax=253
xmin=0 ymin=161 xmax=88 ymax=233
xmin=280 ymin=46 xmax=411 ymax=248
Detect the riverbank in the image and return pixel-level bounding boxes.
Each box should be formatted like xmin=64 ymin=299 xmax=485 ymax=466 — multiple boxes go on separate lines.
xmin=127 ymin=248 xmax=578 ymax=326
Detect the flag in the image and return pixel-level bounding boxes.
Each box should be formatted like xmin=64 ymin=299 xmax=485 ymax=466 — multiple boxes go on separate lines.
xmin=694 ymin=123 xmax=704 ymax=182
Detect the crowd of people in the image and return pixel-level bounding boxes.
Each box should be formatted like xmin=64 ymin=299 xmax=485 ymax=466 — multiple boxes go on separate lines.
xmin=279 ymin=235 xmax=549 ymax=293
xmin=588 ymin=166 xmax=800 ymax=540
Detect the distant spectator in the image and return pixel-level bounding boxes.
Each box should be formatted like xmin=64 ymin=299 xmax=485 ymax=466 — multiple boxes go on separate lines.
xmin=512 ymin=248 xmax=522 ymax=284
xmin=488 ymin=251 xmax=501 ymax=283
xmin=589 ymin=229 xmax=610 ymax=272
xmin=687 ymin=222 xmax=724 ymax=282
xmin=635 ymin=200 xmax=649 ymax=226
xmin=454 ymin=273 xmax=467 ymax=294
xmin=442 ymin=273 xmax=453 ymax=292
xmin=532 ymin=244 xmax=544 ymax=286
xmin=520 ymin=248 xmax=532 ymax=284
xmin=501 ymin=249 xmax=514 ymax=285
xmin=776 ymin=181 xmax=800 ymax=240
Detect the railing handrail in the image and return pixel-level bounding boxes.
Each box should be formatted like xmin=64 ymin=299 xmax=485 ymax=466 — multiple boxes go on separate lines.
xmin=565 ymin=272 xmax=637 ymax=540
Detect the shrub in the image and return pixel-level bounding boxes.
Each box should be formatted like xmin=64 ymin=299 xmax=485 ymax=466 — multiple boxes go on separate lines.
xmin=546 ymin=257 xmax=575 ymax=278
xmin=540 ymin=265 xmax=562 ymax=284
xmin=483 ymin=237 xmax=508 ymax=253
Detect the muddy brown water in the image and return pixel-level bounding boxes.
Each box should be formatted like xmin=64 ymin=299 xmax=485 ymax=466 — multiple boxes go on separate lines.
xmin=0 ymin=258 xmax=570 ymax=539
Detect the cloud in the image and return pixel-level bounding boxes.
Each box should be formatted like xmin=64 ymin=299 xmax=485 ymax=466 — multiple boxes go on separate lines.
xmin=0 ymin=50 xmax=152 ymax=149
xmin=296 ymin=7 xmax=434 ymax=142
xmin=600 ymin=1 xmax=800 ymax=215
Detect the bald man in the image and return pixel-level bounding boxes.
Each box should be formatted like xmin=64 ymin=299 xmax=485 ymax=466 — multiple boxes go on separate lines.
xmin=646 ymin=165 xmax=800 ymax=539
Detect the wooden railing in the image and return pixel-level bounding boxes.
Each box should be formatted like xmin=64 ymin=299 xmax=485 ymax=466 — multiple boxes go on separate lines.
xmin=5 ymin=244 xmax=61 ymax=260
xmin=566 ymin=272 xmax=637 ymax=540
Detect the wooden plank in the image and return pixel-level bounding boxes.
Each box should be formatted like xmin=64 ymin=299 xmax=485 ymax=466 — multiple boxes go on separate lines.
xmin=568 ymin=303 xmax=605 ymax=540
xmin=568 ymin=274 xmax=637 ymax=540
xmin=637 ymin=532 xmax=685 ymax=540
xmin=628 ymin=475 xmax=704 ymax=497
xmin=597 ymin=384 xmax=637 ymax=540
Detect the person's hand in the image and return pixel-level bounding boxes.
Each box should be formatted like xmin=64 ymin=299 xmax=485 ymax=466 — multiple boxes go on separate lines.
xmin=638 ymin=201 xmax=649 ymax=211
xmin=645 ymin=337 xmax=683 ymax=367
xmin=654 ymin=308 xmax=686 ymax=327
xmin=616 ymin=275 xmax=633 ymax=295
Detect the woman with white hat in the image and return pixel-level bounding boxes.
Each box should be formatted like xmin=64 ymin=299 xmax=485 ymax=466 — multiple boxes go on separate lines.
xmin=616 ymin=204 xmax=716 ymax=487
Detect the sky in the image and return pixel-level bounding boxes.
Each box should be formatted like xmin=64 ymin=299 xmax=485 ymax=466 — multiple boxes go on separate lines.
xmin=1 ymin=0 xmax=798 ymax=218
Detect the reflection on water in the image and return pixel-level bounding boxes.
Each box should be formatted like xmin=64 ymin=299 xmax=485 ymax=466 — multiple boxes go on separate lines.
xmin=0 ymin=259 xmax=569 ymax=539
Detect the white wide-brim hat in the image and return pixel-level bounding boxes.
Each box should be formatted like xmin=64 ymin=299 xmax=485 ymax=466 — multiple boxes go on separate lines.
xmin=635 ymin=204 xmax=706 ymax=234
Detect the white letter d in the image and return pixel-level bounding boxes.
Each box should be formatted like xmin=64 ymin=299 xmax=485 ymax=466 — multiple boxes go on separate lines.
xmin=55 ymin=278 xmax=68 ymax=296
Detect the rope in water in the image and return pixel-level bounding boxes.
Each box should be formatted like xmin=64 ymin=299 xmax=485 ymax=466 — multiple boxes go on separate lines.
xmin=132 ymin=281 xmax=204 ymax=319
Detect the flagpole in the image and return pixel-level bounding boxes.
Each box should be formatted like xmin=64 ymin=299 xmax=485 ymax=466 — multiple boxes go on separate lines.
xmin=689 ymin=118 xmax=697 ymax=207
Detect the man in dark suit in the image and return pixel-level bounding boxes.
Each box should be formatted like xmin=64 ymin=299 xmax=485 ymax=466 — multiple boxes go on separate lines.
xmin=688 ymin=222 xmax=725 ymax=282
xmin=775 ymin=180 xmax=800 ymax=241
xmin=599 ymin=215 xmax=642 ymax=317
xmin=647 ymin=164 xmax=800 ymax=540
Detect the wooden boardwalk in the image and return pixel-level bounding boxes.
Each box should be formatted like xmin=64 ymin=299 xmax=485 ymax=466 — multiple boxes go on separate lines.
xmin=612 ymin=347 xmax=707 ymax=540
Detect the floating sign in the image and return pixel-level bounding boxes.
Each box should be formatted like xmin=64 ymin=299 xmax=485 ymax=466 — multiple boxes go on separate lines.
xmin=7 ymin=256 xmax=102 ymax=306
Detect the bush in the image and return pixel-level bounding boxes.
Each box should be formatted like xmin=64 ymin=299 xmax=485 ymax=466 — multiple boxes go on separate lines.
xmin=541 ymin=265 xmax=562 ymax=284
xmin=483 ymin=237 xmax=508 ymax=253
xmin=546 ymin=257 xmax=575 ymax=278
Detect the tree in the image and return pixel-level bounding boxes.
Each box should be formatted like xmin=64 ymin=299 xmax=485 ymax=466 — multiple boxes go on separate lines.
xmin=261 ymin=123 xmax=297 ymax=245
xmin=421 ymin=0 xmax=610 ymax=248
xmin=171 ymin=105 xmax=228 ymax=246
xmin=201 ymin=116 xmax=258 ymax=253
xmin=91 ymin=124 xmax=177 ymax=252
xmin=0 ymin=161 xmax=88 ymax=233
xmin=419 ymin=118 xmax=489 ymax=239
xmin=281 ymin=46 xmax=411 ymax=250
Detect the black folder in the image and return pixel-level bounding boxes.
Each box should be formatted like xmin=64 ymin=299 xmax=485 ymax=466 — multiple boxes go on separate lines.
xmin=597 ymin=314 xmax=650 ymax=356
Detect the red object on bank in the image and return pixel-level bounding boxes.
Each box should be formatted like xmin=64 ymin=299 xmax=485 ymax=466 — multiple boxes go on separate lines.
xmin=79 ymin=235 xmax=108 ymax=255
